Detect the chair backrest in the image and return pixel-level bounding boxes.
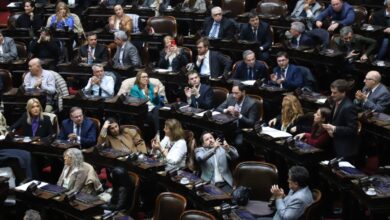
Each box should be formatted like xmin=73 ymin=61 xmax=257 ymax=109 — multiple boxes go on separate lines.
xmin=233 ymin=161 xmax=278 ymax=201
xmin=127 ymin=13 xmax=141 ymax=33
xmin=212 ymin=86 xmax=229 ymax=108
xmin=221 ymin=0 xmax=246 ymax=17
xmin=180 ymin=210 xmax=217 ymax=220
xmin=184 ymin=130 xmax=198 ymax=173
xmin=256 ymin=0 xmax=288 ymax=20
xmin=88 ymin=117 xmax=101 ymax=136
xmin=153 ymin=192 xmax=187 ymax=220
xmin=127 ymin=171 xmax=140 ymax=214
xmin=147 ymin=16 xmax=177 ymax=37
xmin=42 ymin=112 xmax=60 ymax=136
xmin=7 ymin=12 xmax=22 ymax=30
xmin=297 ymin=65 xmax=317 ymax=92
xmin=0 ymin=69 xmax=13 ymax=92
xmin=15 ymin=41 xmax=27 ymax=60
xmin=105 ymin=71 xmax=122 ymax=95
xmin=247 ymin=94 xmax=264 ymax=122
xmin=181 ymin=46 xmax=193 ymax=63
xmin=300 ymin=189 xmax=322 ymax=220
xmin=107 ymin=42 xmax=117 ymax=65
xmin=353 ymin=5 xmax=368 ymax=28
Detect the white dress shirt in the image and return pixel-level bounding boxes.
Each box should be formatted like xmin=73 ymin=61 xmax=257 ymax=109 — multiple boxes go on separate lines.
xmin=160 ymin=136 xmax=187 ymax=170
xmin=198 ymin=50 xmax=210 ymax=76
xmin=83 ymin=74 xmax=115 ymax=98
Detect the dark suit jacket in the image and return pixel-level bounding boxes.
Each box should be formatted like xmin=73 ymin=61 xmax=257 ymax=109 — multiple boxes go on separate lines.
xmin=232 ymin=60 xmax=268 ymax=81
xmin=79 ymin=44 xmax=109 ymax=64
xmin=271 ymin=64 xmax=304 ymax=90
xmin=15 ymin=13 xmax=45 ymax=31
xmin=239 ymin=21 xmax=272 ymax=51
xmin=112 ymin=41 xmax=141 ymax=69
xmin=354 ymin=84 xmax=390 ymax=113
xmin=158 ymin=48 xmax=189 ymax=72
xmin=330 ymin=98 xmax=358 ymax=158
xmin=371 ymin=9 xmax=390 ymax=27
xmin=332 ymin=34 xmax=377 ymax=57
xmin=202 ymin=17 xmax=236 ymax=40
xmin=273 ymin=114 xmax=312 ymax=135
xmin=216 ymin=95 xmax=259 ymax=128
xmin=195 ymin=50 xmax=232 ymax=78
xmin=187 ymin=84 xmax=214 ymax=109
xmin=29 ymin=39 xmax=61 ymax=63
xmin=10 ymin=113 xmax=53 ymax=138
xmin=58 ymin=118 xmax=97 ymax=148
xmin=291 ymin=32 xmax=315 ymax=48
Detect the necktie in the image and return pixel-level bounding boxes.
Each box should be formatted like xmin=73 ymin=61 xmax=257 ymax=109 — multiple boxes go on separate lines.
xmin=209 ymin=22 xmax=219 ymax=38
xmin=280 ymin=68 xmax=286 ymax=79
xmin=366 ymin=89 xmax=372 ymax=98
xmin=253 ymin=28 xmax=257 ymax=41
xmin=333 ymin=102 xmax=339 ymax=119
xmin=248 ymin=67 xmax=254 ymax=80
xmin=76 ymin=125 xmax=81 ymax=137
xmin=88 ymin=47 xmax=94 ymax=65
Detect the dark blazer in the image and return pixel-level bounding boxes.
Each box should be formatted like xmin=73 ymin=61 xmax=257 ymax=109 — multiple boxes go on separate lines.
xmin=291 ymin=32 xmax=315 ymax=48
xmin=10 ymin=113 xmax=53 ymax=138
xmin=232 ymin=60 xmax=268 ymax=81
xmin=29 ymin=39 xmax=61 ymax=63
xmin=195 ymin=50 xmax=232 ymax=78
xmin=187 ymin=84 xmax=214 ymax=109
xmin=202 ymin=17 xmax=236 ymax=40
xmin=273 ymin=114 xmax=312 ymax=135
xmin=239 ymin=21 xmax=272 ymax=51
xmin=58 ymin=118 xmax=97 ymax=148
xmin=79 ymin=44 xmax=109 ymax=64
xmin=158 ymin=48 xmax=189 ymax=72
xmin=371 ymin=9 xmax=389 ymax=27
xmin=15 ymin=13 xmax=45 ymax=31
xmin=332 ymin=34 xmax=377 ymax=57
xmin=112 ymin=41 xmax=141 ymax=69
xmin=330 ymin=98 xmax=358 ymax=158
xmin=354 ymin=83 xmax=390 ymax=113
xmin=315 ymin=2 xmax=355 ymax=27
xmin=271 ymin=64 xmax=304 ymax=90
xmin=216 ymin=95 xmax=259 ymax=128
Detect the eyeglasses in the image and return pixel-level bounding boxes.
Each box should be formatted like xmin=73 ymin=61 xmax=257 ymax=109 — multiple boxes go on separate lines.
xmin=212 ymin=13 xmax=222 ymax=16
xmin=364 ymin=78 xmax=375 ymax=81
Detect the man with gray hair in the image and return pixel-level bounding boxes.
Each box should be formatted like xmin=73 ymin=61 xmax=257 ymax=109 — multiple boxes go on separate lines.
xmin=112 ymin=30 xmax=141 ymax=69
xmin=331 ymin=26 xmax=376 ymax=62
xmin=232 ymin=50 xmax=268 ymax=81
xmin=354 ymin=71 xmax=390 ymax=112
xmin=83 ymin=64 xmax=115 ymax=98
xmin=202 ymin=6 xmax=236 ymax=39
xmin=287 ymin=21 xmax=315 ymax=48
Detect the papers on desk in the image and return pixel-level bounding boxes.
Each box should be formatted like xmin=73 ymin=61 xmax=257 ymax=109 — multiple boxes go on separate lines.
xmin=260 ymin=127 xmax=292 ymax=138
xmin=315 ymin=98 xmax=327 ymax=104
xmin=15 ymin=180 xmax=48 ymax=191
xmin=241 ymin=80 xmax=256 ymax=86
xmin=154 ymin=68 xmax=170 ymax=73
xmin=160 ymin=106 xmax=171 ymax=111
xmin=194 ymin=111 xmax=221 ymax=117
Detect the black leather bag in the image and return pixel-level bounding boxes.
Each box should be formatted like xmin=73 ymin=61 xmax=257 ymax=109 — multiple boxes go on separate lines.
xmin=232 ymin=186 xmax=251 ymax=206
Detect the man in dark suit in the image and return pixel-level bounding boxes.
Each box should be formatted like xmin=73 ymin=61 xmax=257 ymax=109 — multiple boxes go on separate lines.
xmin=354 ymin=71 xmax=390 ymax=112
xmin=323 ymin=79 xmax=358 ymax=161
xmin=287 ymin=21 xmax=315 ymax=48
xmin=112 ymin=31 xmax=141 ymax=70
xmin=78 ymin=33 xmax=108 ymax=65
xmin=268 ymin=51 xmax=304 ymax=90
xmin=232 ymin=50 xmax=268 ymax=81
xmin=194 ymin=37 xmax=232 ymax=78
xmin=201 ymin=6 xmax=236 ymax=40
xmin=371 ymin=0 xmax=390 ymax=60
xmin=59 ymin=107 xmax=97 ymax=148
xmin=184 ymin=71 xmax=214 ymax=109
xmin=239 ymin=13 xmax=272 ymax=61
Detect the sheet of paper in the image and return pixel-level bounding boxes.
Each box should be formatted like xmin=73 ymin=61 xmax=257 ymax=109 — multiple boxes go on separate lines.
xmin=339 ymin=161 xmax=355 ymax=168
xmin=15 ymin=180 xmax=48 ymax=191
xmin=194 ymin=111 xmax=208 ymax=117
xmin=160 ymin=106 xmax=171 ymax=111
xmin=261 ymin=127 xmax=292 ymax=138
xmin=316 ymin=98 xmax=327 ymax=104
xmin=154 ymin=68 xmax=170 ymax=73
xmin=179 ymin=105 xmax=190 ymax=109
xmin=241 ymin=80 xmax=256 ymax=86
xmin=212 ymin=111 xmax=221 ymax=116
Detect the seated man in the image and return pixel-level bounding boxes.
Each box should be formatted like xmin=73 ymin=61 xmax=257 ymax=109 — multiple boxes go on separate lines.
xmin=290 ymin=0 xmax=322 ymax=30
xmin=201 ymin=7 xmax=236 ymax=40
xmin=269 ymin=166 xmax=313 ymax=220
xmin=184 ymin=71 xmax=214 ymax=109
xmin=194 ymin=37 xmax=232 ymax=78
xmin=59 ymin=107 xmax=97 ymax=148
xmin=29 ymin=28 xmax=61 ymax=64
xmin=354 ymin=71 xmax=390 ymax=113
xmin=78 ymin=33 xmax=108 ymax=65
xmin=83 ymin=64 xmax=115 ymax=98
xmin=285 ymin=21 xmax=316 ymax=48
xmin=195 ymin=131 xmax=239 ymax=192
xmin=232 ymin=50 xmax=268 ymax=81
xmin=23 ymin=58 xmax=56 ymax=112
xmin=331 ymin=26 xmax=376 ymax=62
xmin=268 ymin=51 xmax=304 ymax=90
xmin=0 ymin=31 xmax=17 ymax=62
xmin=239 ymin=13 xmax=272 ymax=61
xmin=315 ymin=0 xmax=355 ymax=32
xmin=97 ymin=118 xmax=147 ymax=154
xmin=112 ymin=31 xmax=141 ymax=69
xmin=371 ymin=0 xmax=390 ymax=61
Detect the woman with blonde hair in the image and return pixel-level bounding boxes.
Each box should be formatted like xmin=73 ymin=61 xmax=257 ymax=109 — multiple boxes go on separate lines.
xmin=268 ymin=95 xmax=311 ymax=135
xmin=10 ymin=98 xmax=52 ymax=138
xmin=108 ymin=4 xmax=132 ymax=34
xmin=151 ymin=119 xmax=187 ymax=170
xmin=158 ymin=36 xmax=189 ymax=72
xmin=47 ymin=2 xmax=74 ymax=31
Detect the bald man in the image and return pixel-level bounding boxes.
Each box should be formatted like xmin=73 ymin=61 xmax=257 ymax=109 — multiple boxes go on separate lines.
xmin=354 ymin=71 xmax=390 ymax=112
xmin=315 ymin=0 xmax=355 ymax=32
xmin=201 ymin=7 xmax=236 ymax=40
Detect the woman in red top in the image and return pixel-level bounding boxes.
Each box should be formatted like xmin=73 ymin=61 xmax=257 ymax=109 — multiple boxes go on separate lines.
xmin=295 ymin=107 xmax=331 ymax=149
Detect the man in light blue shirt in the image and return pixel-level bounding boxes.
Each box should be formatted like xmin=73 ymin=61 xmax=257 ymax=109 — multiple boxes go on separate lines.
xmin=83 ymin=64 xmax=115 ymax=98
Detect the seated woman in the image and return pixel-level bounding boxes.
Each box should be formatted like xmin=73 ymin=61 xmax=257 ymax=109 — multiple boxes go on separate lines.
xmin=268 ymin=95 xmax=311 ymax=135
xmin=295 ymin=107 xmax=331 ymax=149
xmin=158 ymin=36 xmax=189 ymax=72
xmin=58 ymin=148 xmax=102 ymax=195
xmin=29 ymin=28 xmax=61 ymax=64
xmin=46 ymin=2 xmax=75 ymax=31
xmin=151 ymin=119 xmax=187 ymax=171
xmin=181 ymin=0 xmax=207 ymax=12
xmin=97 ymin=117 xmax=147 ymax=154
xmin=103 ymin=167 xmax=133 ymax=211
xmin=108 ymin=4 xmax=132 ymax=35
xmin=130 ymin=71 xmax=161 ymax=137
xmin=9 ymin=98 xmax=53 ymax=138
xmin=15 ymin=0 xmax=45 ymax=32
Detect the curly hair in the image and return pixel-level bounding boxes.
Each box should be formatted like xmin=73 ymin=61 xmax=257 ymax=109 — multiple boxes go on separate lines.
xmin=64 ymin=148 xmax=84 ymax=169
xmin=281 ymin=95 xmax=303 ymax=128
